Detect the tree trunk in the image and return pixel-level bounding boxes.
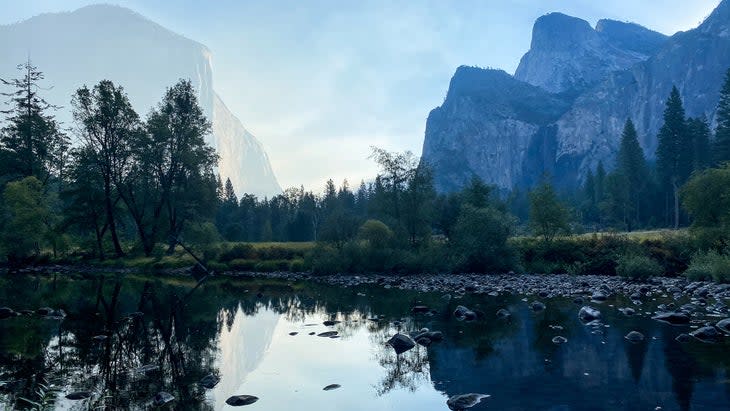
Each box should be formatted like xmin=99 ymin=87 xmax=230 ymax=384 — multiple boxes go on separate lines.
xmin=104 ymin=180 xmax=124 ymax=257
xmin=672 ymin=180 xmax=680 ymax=230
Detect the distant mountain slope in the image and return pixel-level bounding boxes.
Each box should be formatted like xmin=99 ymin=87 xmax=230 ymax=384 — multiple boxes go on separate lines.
xmin=422 ymin=0 xmax=730 ymax=192
xmin=0 ymin=4 xmax=281 ymax=197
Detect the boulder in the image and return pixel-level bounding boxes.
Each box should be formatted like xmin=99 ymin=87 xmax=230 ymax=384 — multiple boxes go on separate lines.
xmin=226 ymin=395 xmax=259 ymax=406
xmin=387 ymin=333 xmax=416 ymax=355
xmin=579 ymin=306 xmax=601 ymax=323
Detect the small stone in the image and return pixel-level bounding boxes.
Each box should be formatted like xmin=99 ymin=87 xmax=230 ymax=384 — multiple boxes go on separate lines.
xmin=625 ymin=331 xmax=645 ymax=343
xmin=323 ymin=384 xmax=341 ymax=391
xmin=552 ymin=336 xmax=568 ymax=344
xmin=531 ymin=301 xmax=546 ymax=312
xmin=317 ymin=331 xmax=338 ymax=337
xmin=579 ymin=306 xmax=601 ymax=323
xmin=447 ymin=393 xmax=490 ymax=410
xmin=226 ymin=395 xmax=259 ymax=406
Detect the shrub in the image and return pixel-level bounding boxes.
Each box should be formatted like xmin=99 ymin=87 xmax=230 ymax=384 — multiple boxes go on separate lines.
xmin=357 ymin=220 xmax=394 ymax=249
xmin=308 ymin=244 xmax=347 ymax=275
xmin=684 ymin=250 xmax=730 ymax=283
xmin=616 ymin=254 xmax=663 ymax=279
xmin=289 ymin=259 xmax=307 ymax=272
xmin=219 ymin=243 xmax=256 ymax=262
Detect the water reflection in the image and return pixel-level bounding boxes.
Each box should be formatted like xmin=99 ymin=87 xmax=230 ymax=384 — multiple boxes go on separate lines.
xmin=0 ymin=274 xmax=729 ymax=410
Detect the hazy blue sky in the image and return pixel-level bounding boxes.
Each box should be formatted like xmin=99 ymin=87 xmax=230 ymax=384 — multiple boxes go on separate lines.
xmin=0 ymin=0 xmax=721 ymax=190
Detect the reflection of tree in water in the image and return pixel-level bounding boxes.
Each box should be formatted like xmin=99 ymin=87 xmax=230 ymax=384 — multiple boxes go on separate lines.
xmin=373 ymin=337 xmax=431 ymax=396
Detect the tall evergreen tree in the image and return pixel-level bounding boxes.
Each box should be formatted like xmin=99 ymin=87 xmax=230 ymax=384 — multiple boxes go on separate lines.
xmin=713 ymin=68 xmax=730 ymax=165
xmin=656 ymin=86 xmax=692 ymax=229
xmin=0 ymin=60 xmax=67 ymax=184
xmin=688 ymin=116 xmax=711 ymax=172
xmin=616 ymin=118 xmax=649 ymax=229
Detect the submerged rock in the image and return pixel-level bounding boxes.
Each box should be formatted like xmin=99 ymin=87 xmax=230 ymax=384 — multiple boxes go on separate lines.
xmin=323 ymin=384 xmax=341 ymax=391
xmin=652 ymin=312 xmax=690 ymax=325
xmin=411 ymin=305 xmax=430 ymax=314
xmin=317 ymin=331 xmax=338 ymax=338
xmin=226 ymin=395 xmax=259 ymax=406
xmin=579 ymin=306 xmax=601 ymax=323
xmin=675 ymin=333 xmax=691 ymax=343
xmin=624 ymin=331 xmax=645 ymax=343
xmin=323 ymin=320 xmax=340 ymax=326
xmin=387 ymin=333 xmax=416 ymax=355
xmin=447 ymin=393 xmax=491 ymax=410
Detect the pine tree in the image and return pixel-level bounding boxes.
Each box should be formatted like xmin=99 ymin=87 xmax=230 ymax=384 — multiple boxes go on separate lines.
xmin=713 ymin=68 xmax=730 ymax=165
xmin=616 ymin=119 xmax=649 ymax=229
xmin=223 ymin=178 xmax=237 ymax=206
xmin=656 ymin=86 xmax=692 ymax=229
xmin=581 ymin=168 xmax=597 ymax=227
xmin=0 ymin=60 xmax=67 ymax=183
xmin=687 ymin=116 xmax=711 ymax=171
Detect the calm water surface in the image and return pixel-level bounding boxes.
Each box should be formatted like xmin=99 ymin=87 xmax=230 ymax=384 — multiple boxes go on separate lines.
xmin=0 ymin=273 xmax=728 ymax=410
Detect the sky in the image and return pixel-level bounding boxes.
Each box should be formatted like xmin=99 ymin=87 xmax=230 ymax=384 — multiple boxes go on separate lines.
xmin=0 ymin=0 xmax=722 ymax=191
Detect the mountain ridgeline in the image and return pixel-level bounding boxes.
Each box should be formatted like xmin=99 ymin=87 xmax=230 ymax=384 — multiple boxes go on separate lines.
xmin=0 ymin=4 xmax=281 ymax=197
xmin=422 ymin=0 xmax=730 ymax=192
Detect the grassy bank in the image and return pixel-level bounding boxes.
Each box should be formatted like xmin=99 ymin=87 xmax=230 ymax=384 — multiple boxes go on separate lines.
xmin=12 ymin=230 xmax=730 ymax=283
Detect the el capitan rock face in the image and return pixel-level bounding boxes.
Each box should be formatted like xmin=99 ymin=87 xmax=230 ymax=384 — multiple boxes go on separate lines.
xmin=423 ymin=0 xmax=730 ymax=192
xmin=0 ymin=4 xmax=281 ymax=197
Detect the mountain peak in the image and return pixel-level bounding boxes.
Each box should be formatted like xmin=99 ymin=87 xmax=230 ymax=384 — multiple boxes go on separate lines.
xmin=530 ymin=13 xmax=595 ymax=51
xmin=595 ymin=19 xmax=667 ymax=56
xmin=699 ymin=0 xmax=730 ymax=36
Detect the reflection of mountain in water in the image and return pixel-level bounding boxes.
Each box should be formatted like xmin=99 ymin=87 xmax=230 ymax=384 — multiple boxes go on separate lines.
xmin=212 ymin=303 xmax=279 ymax=410
xmin=427 ymin=303 xmax=727 ymax=411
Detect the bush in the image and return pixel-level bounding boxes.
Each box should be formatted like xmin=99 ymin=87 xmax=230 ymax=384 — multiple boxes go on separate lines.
xmin=289 ymin=259 xmax=307 ymax=272
xmin=219 ymin=243 xmax=256 ymax=262
xmin=684 ymin=250 xmax=730 ymax=283
xmin=357 ymin=220 xmax=394 ymax=249
xmin=616 ymin=254 xmax=663 ymax=279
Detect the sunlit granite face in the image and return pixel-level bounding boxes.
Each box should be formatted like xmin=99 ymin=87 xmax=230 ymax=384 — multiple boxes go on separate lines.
xmin=1 ymin=275 xmax=729 ymax=410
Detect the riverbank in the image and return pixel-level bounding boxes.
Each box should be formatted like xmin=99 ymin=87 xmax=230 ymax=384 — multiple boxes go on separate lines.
xmin=6 ymin=264 xmax=730 ymax=309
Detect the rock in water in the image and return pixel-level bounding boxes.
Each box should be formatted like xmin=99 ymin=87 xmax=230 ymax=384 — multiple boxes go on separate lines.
xmin=317 ymin=331 xmax=338 ymax=337
xmin=531 ymin=301 xmax=546 ymax=312
xmin=323 ymin=384 xmax=341 ymax=391
xmin=226 ymin=395 xmax=259 ymax=406
xmin=199 ymin=374 xmax=220 ymax=389
xmin=387 ymin=333 xmax=416 ymax=355
xmin=675 ymin=333 xmax=691 ymax=343
xmin=579 ymin=306 xmax=601 ymax=323
xmin=496 ymin=308 xmax=511 ymax=319
xmin=65 ymin=391 xmax=92 ymax=400
xmin=716 ymin=318 xmax=730 ymax=335
xmin=652 ymin=312 xmax=690 ymax=325
xmin=153 ymin=391 xmax=175 ymax=407
xmin=453 ymin=305 xmax=477 ymax=321
xmin=624 ymin=331 xmax=645 ymax=343
xmin=552 ymin=336 xmax=568 ymax=344
xmin=447 ymin=393 xmax=491 ymax=410
xmin=690 ymin=326 xmax=720 ymax=343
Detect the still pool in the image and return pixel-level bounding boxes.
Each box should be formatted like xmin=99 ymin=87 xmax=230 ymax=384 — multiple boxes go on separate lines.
xmin=0 ymin=273 xmax=728 ymax=410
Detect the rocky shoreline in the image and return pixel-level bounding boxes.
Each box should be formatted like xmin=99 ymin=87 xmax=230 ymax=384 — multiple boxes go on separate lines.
xmin=5 ymin=264 xmax=730 ymax=307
